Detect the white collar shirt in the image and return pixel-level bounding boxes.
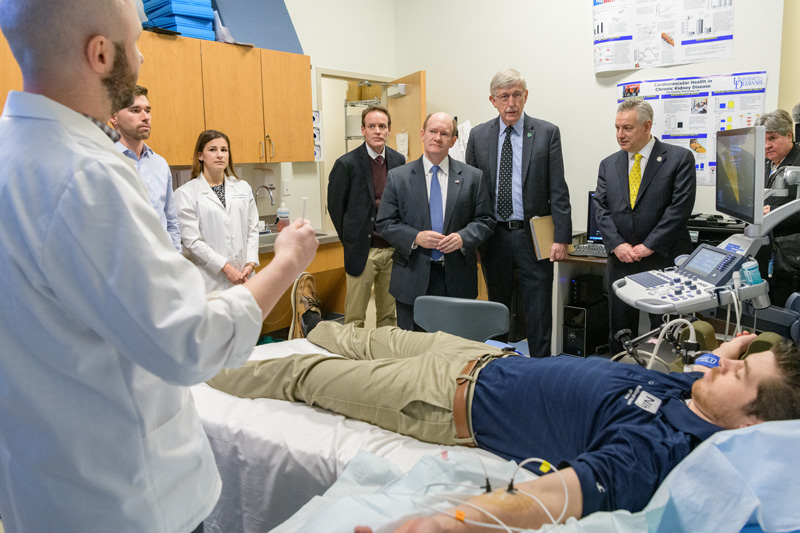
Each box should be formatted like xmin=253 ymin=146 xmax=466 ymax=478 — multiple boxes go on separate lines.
xmin=627 ymin=135 xmax=656 ymax=175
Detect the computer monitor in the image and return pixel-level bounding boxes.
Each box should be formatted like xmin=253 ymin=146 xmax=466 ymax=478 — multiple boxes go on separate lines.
xmin=587 ymin=190 xmax=603 ymax=243
xmin=715 ymin=126 xmax=765 ymax=225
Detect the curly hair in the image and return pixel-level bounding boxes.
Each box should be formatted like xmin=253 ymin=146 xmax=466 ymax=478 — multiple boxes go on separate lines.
xmin=744 ymin=340 xmax=800 ymax=421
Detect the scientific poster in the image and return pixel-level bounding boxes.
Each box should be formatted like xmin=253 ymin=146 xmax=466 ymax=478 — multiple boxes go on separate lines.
xmin=617 ymin=71 xmax=767 ymax=186
xmin=594 ymin=0 xmax=734 ymax=73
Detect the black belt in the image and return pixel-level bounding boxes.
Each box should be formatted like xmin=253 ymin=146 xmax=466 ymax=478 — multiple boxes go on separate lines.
xmin=430 ymin=261 xmax=445 ymax=267
xmin=496 ymin=220 xmax=525 ymax=230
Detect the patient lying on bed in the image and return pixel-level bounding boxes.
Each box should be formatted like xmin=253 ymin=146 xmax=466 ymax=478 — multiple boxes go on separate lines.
xmin=208 ymin=276 xmax=800 ymax=532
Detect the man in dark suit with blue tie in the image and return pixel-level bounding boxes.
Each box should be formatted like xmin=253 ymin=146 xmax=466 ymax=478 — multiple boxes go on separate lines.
xmin=377 ymin=112 xmax=495 ymax=330
xmin=328 ymin=106 xmax=406 ymax=328
xmin=466 ymin=69 xmax=572 ymax=357
xmin=595 ymin=99 xmax=696 ymax=354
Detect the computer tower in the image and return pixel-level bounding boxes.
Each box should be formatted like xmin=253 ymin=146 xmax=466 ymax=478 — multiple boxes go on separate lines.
xmin=562 ymin=298 xmax=608 ymax=357
xmin=570 ymin=274 xmax=605 ymax=307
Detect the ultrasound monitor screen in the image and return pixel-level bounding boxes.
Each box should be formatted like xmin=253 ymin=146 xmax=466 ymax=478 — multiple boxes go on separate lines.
xmin=683 ymin=247 xmax=727 ymax=277
xmin=587 ymin=191 xmax=603 ymax=242
xmin=715 ymin=126 xmax=765 ymax=225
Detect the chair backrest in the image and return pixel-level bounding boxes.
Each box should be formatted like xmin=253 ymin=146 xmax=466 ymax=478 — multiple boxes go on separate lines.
xmin=413 ymin=296 xmax=510 ymax=342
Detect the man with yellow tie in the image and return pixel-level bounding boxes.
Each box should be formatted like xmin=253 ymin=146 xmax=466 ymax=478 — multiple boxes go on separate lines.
xmin=594 ymin=99 xmax=697 ymax=354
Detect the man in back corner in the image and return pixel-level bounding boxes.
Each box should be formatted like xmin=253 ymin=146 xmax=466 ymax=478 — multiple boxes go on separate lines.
xmin=111 ymin=84 xmax=181 ymax=251
xmin=327 ymin=106 xmax=405 ymax=329
xmin=466 ymin=68 xmax=572 ymax=357
xmin=0 ymin=0 xmax=318 ymax=531
xmin=594 ymin=98 xmax=696 ymax=354
xmin=377 ymin=112 xmax=495 ymax=330
xmin=754 ymin=109 xmax=800 ymax=307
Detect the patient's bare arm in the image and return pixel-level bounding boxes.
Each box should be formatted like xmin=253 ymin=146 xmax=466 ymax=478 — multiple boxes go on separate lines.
xmin=712 ymin=332 xmax=757 ymax=360
xmin=355 ymin=467 xmax=583 ymax=533
xmin=691 ymin=332 xmax=757 ymax=374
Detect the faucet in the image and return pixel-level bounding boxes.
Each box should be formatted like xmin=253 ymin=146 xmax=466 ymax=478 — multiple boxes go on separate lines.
xmin=255 ymin=184 xmax=276 ymax=206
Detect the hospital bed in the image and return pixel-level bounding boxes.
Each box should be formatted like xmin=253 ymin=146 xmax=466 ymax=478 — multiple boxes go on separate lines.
xmin=273 ymin=419 xmax=800 ymax=533
xmin=190 ymin=338 xmax=514 ymax=533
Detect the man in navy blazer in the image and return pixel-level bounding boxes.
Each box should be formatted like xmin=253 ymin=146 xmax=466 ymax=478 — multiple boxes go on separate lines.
xmin=328 ymin=106 xmax=406 ymax=327
xmin=594 ymin=99 xmax=696 ymax=354
xmin=377 ymin=112 xmax=495 ymax=330
xmin=466 ymin=69 xmax=572 ymax=357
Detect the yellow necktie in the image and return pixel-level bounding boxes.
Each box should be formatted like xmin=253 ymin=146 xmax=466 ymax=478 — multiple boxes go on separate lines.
xmin=629 ymin=153 xmax=642 ymax=208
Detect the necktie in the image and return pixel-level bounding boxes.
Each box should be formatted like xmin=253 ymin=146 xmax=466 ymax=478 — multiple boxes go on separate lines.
xmin=430 ymin=165 xmax=443 ymax=261
xmin=371 ymin=155 xmax=387 ymax=200
xmin=629 ymin=153 xmax=643 ymax=208
xmin=498 ymin=126 xmax=514 ymax=220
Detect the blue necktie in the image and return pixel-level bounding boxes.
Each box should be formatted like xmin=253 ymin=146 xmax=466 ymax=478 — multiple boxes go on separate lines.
xmin=430 ymin=165 xmax=443 ymax=261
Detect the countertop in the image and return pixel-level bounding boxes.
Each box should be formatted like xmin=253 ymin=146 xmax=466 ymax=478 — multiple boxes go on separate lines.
xmin=258 ymin=230 xmax=340 ymax=254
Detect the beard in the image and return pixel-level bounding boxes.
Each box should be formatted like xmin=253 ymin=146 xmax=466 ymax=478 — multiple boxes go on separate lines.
xmin=690 ymin=371 xmax=740 ymax=430
xmin=117 ymin=120 xmax=150 ymax=141
xmin=103 ymin=42 xmax=138 ymax=116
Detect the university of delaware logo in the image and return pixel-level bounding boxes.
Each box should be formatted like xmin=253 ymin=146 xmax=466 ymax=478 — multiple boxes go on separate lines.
xmin=733 ymin=75 xmax=765 ymax=90
xmin=625 ymin=385 xmax=663 ymax=414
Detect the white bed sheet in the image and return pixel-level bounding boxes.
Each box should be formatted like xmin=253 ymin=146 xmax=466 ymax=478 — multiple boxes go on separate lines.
xmin=191 ymin=339 xmax=509 ymax=533
xmin=273 ymin=420 xmax=800 ymax=533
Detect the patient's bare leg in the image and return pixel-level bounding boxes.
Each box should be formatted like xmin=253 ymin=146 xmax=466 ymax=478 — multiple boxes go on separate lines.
xmin=308 ymin=321 xmax=495 ymax=362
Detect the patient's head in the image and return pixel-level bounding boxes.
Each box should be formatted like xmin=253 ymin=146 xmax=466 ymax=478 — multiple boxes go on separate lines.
xmin=744 ymin=341 xmax=800 ymax=421
xmin=691 ymin=341 xmax=800 ymax=429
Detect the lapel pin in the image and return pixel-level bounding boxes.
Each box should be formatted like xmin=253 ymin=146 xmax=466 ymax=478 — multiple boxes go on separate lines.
xmin=455 ymin=180 xmax=460 ymax=184
xmin=527 ymin=132 xmax=533 ymax=138
xmin=657 ymin=156 xmax=662 ymax=162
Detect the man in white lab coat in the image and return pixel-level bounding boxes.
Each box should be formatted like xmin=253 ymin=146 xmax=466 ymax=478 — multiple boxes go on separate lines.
xmin=0 ymin=0 xmax=318 ymax=531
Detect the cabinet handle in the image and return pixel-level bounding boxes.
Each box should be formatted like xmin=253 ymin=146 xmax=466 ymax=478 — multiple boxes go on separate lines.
xmin=266 ymin=134 xmax=274 ymax=159
xmin=259 ymin=141 xmax=265 ymax=159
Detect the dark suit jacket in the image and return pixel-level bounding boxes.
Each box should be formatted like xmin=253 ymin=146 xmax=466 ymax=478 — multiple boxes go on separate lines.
xmin=594 ymin=138 xmax=696 ymax=259
xmin=327 ymin=142 xmax=405 ymax=276
xmin=765 ymin=143 xmax=800 ymax=239
xmin=375 ymin=156 xmax=495 ymax=304
xmin=465 ymin=113 xmax=572 ymax=247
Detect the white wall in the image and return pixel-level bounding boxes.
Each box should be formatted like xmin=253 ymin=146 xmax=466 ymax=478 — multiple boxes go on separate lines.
xmin=392 ymin=0 xmax=784 ymax=231
xmin=284 ymin=0 xmax=397 ymax=81
xmin=278 ymin=0 xmax=398 ymax=228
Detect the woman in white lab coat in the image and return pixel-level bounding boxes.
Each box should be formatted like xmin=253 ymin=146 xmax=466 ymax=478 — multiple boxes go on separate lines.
xmin=175 ymin=130 xmax=259 ymax=292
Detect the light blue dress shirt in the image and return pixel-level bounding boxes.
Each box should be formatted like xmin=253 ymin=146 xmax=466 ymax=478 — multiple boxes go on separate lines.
xmin=494 ymin=115 xmax=525 ymax=221
xmin=116 ymin=141 xmax=181 ymax=251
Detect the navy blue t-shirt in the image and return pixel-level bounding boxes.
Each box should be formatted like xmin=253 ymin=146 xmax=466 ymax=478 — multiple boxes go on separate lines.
xmin=471 ymin=356 xmax=721 ymax=516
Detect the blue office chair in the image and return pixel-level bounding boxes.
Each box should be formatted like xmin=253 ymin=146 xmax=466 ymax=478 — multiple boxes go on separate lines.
xmin=413 ymin=296 xmax=510 ymax=342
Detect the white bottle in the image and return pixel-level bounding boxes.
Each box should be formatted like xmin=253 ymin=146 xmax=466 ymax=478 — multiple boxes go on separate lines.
xmin=276 ymin=203 xmax=290 ymax=231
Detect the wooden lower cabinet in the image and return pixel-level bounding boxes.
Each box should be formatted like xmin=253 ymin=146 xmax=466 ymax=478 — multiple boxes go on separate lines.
xmin=256 ymin=241 xmax=346 ymax=335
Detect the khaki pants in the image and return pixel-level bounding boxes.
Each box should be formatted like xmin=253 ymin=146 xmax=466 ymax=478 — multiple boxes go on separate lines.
xmin=207 ymin=322 xmax=504 ymax=445
xmin=344 ymin=247 xmax=396 ymax=328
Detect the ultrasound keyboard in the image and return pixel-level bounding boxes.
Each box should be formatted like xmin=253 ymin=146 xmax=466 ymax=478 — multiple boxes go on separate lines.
xmin=569 ymin=243 xmax=608 ymax=258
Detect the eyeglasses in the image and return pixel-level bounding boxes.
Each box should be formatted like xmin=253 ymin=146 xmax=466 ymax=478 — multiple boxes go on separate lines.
xmin=493 ymin=91 xmax=525 ymax=103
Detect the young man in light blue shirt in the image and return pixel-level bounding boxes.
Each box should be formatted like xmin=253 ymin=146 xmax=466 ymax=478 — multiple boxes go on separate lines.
xmin=111 ymin=85 xmax=181 ymax=251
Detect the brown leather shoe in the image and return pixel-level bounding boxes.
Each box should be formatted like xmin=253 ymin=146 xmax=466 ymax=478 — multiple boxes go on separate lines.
xmin=289 ymin=272 xmax=322 ymax=339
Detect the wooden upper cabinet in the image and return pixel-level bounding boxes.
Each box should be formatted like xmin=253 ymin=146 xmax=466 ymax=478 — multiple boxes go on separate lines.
xmin=201 ymin=40 xmax=265 ymax=164
xmin=261 ymin=49 xmax=313 ymax=162
xmin=387 ymin=71 xmax=426 ymax=162
xmin=0 ymin=29 xmax=23 ymax=112
xmin=136 ymin=31 xmax=204 ymax=166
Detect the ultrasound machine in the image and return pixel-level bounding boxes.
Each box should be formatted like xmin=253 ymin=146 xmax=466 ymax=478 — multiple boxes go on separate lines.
xmin=612 ymin=125 xmax=800 ymax=352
